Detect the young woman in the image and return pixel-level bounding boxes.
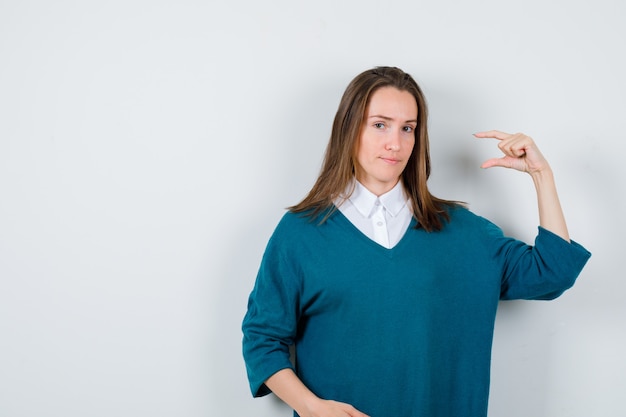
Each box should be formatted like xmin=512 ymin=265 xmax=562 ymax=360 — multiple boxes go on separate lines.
xmin=242 ymin=66 xmax=590 ymax=417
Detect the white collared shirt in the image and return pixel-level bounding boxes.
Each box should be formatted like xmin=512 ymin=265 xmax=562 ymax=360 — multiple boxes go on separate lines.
xmin=335 ymin=180 xmax=413 ymax=249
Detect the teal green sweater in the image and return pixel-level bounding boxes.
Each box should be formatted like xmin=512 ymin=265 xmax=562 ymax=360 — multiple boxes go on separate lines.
xmin=242 ymin=206 xmax=591 ymax=417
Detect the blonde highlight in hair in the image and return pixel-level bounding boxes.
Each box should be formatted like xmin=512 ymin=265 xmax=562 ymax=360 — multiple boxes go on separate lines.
xmin=290 ymin=66 xmax=461 ymax=231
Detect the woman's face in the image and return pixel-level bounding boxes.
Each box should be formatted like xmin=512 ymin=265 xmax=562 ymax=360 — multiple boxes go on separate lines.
xmin=354 ymin=86 xmax=417 ymax=196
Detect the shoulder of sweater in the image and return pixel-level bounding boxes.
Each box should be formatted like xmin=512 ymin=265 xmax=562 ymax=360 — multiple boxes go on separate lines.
xmin=272 ymin=209 xmax=330 ymax=238
xmin=444 ymin=205 xmax=502 ymax=234
xmin=278 ymin=209 xmax=322 ymax=227
xmin=445 ymin=205 xmax=481 ymax=224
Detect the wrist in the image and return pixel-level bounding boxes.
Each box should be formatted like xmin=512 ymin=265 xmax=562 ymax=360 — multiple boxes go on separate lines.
xmin=298 ymin=396 xmax=324 ymax=417
xmin=529 ymin=165 xmax=554 ymax=184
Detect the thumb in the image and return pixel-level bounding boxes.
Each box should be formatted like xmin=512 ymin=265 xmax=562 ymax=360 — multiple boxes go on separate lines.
xmin=482 ymin=155 xmax=524 ymax=171
xmin=481 ymin=157 xmax=506 ymax=169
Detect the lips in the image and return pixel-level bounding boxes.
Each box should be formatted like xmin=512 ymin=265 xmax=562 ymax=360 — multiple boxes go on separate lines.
xmin=380 ymin=157 xmax=400 ymax=164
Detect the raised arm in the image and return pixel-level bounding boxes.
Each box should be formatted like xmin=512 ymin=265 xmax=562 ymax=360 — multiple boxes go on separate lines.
xmin=474 ymin=130 xmax=570 ymax=242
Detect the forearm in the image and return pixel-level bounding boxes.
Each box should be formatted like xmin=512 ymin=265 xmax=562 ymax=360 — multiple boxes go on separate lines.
xmin=265 ymin=369 xmax=369 ymax=417
xmin=530 ymin=167 xmax=570 ymax=242
xmin=265 ymin=369 xmax=321 ymax=417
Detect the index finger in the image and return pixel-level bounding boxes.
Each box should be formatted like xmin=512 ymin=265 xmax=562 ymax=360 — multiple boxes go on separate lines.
xmin=473 ymin=130 xmax=513 ymax=140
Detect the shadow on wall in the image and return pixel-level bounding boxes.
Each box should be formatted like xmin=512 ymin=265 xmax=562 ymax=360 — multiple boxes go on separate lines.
xmin=490 ymin=300 xmax=553 ymax=417
xmin=209 ymin=211 xmax=292 ymax=416
xmin=425 ymin=78 xmax=532 ymax=241
xmin=207 ymin=72 xmax=346 ymax=416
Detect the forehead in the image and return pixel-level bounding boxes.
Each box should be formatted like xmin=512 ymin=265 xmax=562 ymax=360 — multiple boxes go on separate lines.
xmin=366 ymin=86 xmax=418 ymax=117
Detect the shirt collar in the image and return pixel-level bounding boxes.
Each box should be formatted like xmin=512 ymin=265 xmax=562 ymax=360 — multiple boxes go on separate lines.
xmin=345 ymin=180 xmax=408 ymax=218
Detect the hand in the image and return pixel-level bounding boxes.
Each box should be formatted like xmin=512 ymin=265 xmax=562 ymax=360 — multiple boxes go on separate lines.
xmin=303 ymin=399 xmax=370 ymax=417
xmin=474 ymin=130 xmax=550 ymax=175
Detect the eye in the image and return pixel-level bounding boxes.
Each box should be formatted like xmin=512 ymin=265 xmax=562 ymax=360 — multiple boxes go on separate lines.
xmin=403 ymin=126 xmax=414 ymax=133
xmin=373 ymin=122 xmax=386 ymax=129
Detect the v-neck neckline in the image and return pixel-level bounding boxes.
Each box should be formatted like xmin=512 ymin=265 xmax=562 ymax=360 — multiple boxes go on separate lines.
xmin=331 ymin=207 xmax=418 ymax=257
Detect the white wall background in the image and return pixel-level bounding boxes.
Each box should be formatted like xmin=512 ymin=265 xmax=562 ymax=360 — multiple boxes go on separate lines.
xmin=0 ymin=1 xmax=623 ymax=416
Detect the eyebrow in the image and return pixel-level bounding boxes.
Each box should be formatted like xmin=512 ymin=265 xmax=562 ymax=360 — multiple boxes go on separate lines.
xmin=368 ymin=114 xmax=418 ymax=124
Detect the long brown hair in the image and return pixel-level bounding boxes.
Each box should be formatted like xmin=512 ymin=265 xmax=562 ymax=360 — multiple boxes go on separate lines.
xmin=290 ymin=66 xmax=461 ymax=232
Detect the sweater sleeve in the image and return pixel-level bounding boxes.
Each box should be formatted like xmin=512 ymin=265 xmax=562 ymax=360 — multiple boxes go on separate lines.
xmin=497 ymin=226 xmax=591 ymax=300
xmin=241 ymin=226 xmax=301 ymax=397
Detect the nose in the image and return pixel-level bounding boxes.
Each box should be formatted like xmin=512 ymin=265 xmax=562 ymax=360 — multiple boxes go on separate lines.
xmin=386 ymin=129 xmax=401 ymax=151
